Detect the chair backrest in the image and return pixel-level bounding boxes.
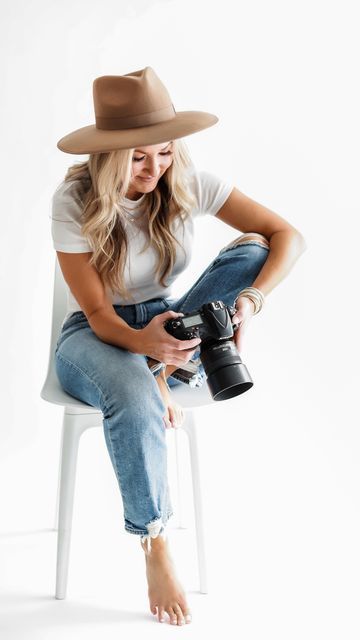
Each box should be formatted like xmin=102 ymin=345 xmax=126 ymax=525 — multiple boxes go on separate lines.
xmin=51 ymin=256 xmax=68 ymax=361
xmin=40 ymin=256 xmax=71 ymax=404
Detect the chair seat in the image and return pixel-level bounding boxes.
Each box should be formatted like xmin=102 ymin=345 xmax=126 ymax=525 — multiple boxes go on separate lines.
xmin=41 ymin=364 xmax=215 ymax=413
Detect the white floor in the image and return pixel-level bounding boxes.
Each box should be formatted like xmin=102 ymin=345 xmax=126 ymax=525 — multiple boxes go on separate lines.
xmin=1 ymin=388 xmax=359 ymax=639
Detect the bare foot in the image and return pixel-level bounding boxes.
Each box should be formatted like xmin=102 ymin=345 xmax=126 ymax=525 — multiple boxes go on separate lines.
xmin=155 ymin=374 xmax=184 ymax=429
xmin=141 ymin=536 xmax=192 ymax=625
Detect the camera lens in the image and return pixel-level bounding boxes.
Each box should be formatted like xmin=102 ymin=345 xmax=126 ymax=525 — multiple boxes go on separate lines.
xmin=200 ymin=339 xmax=253 ymax=401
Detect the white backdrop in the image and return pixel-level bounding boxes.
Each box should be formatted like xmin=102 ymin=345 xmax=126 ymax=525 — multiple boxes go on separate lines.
xmin=1 ymin=0 xmax=359 ymax=638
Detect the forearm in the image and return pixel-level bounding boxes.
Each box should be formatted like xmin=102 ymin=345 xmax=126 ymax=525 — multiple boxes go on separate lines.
xmin=249 ymin=230 xmax=307 ymax=296
xmin=88 ymin=307 xmax=142 ymax=353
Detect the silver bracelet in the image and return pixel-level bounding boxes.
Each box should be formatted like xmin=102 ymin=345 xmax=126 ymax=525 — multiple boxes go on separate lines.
xmin=233 ymin=287 xmax=265 ymax=314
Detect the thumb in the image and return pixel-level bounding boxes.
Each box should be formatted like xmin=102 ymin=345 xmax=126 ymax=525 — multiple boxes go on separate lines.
xmin=160 ymin=309 xmax=184 ymax=319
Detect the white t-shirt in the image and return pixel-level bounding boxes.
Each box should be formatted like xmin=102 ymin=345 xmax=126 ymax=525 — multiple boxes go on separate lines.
xmin=49 ymin=164 xmax=234 ymax=326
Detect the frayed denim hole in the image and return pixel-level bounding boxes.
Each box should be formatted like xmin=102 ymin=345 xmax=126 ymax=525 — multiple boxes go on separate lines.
xmin=220 ymin=240 xmax=270 ymax=254
xmin=140 ymin=517 xmax=169 ymax=554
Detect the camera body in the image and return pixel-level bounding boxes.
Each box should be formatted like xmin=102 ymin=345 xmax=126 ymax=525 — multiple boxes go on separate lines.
xmin=163 ymin=300 xmax=254 ymax=401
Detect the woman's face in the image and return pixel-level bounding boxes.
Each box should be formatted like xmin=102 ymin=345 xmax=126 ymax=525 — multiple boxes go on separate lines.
xmin=126 ymin=140 xmax=174 ymax=199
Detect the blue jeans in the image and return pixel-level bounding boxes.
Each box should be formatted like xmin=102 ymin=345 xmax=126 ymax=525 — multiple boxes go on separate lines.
xmin=54 ymin=235 xmax=270 ymax=547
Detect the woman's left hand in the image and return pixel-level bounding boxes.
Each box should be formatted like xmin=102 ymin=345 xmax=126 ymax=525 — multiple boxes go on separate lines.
xmin=231 ymin=296 xmax=256 ymax=354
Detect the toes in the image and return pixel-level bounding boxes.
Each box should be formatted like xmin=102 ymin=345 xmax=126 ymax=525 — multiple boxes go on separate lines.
xmin=172 ymin=403 xmax=184 ymax=429
xmin=164 ymin=401 xmax=185 ymax=430
xmin=158 ymin=606 xmax=165 ymax=623
xmin=184 ymin=610 xmax=192 ymax=623
xmin=173 ymin=603 xmax=186 ymax=625
xmin=167 ymin=606 xmax=178 ymax=625
xmin=157 ymin=603 xmax=191 ymax=625
xmin=168 ymin=406 xmax=178 ymax=429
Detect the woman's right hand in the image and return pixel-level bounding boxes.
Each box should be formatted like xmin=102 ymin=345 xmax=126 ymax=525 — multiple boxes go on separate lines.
xmin=135 ymin=310 xmax=201 ymax=367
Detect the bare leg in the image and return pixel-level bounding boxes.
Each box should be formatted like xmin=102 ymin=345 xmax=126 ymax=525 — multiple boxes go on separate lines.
xmin=164 ymin=363 xmax=178 ymax=379
xmin=155 ymin=372 xmax=184 ymax=429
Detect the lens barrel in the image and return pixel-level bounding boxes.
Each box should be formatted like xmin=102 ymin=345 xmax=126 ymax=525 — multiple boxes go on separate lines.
xmin=200 ymin=340 xmax=253 ymax=401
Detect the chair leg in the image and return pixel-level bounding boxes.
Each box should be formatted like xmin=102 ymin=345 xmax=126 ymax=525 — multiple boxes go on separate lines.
xmin=181 ymin=410 xmax=208 ymax=594
xmin=53 ymin=424 xmax=64 ymax=531
xmin=174 ymin=428 xmax=186 ymax=529
xmin=55 ymin=411 xmax=91 ymax=600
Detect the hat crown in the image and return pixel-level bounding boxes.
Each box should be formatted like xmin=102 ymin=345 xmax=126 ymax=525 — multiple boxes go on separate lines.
xmin=93 ymin=66 xmax=176 ymax=131
xmin=57 ymin=65 xmax=219 ymax=154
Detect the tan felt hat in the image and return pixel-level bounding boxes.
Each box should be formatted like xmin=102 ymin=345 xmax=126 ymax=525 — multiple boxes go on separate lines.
xmin=57 ymin=66 xmax=219 ymax=155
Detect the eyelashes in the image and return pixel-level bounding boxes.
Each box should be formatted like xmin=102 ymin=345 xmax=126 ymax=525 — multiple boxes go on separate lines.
xmin=133 ymin=151 xmax=173 ymax=162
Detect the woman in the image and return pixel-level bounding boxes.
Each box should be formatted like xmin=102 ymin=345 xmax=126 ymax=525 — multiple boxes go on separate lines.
xmin=52 ymin=66 xmax=306 ymax=626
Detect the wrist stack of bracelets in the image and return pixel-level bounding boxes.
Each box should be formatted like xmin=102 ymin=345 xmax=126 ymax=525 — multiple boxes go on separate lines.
xmin=233 ymin=286 xmax=265 ymax=315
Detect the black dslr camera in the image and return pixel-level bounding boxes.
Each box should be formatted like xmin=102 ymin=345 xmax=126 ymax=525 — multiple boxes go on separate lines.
xmin=163 ymin=300 xmax=254 ymax=401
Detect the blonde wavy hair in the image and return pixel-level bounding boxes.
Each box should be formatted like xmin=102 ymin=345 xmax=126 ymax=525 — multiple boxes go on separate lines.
xmin=62 ymin=138 xmax=197 ymax=302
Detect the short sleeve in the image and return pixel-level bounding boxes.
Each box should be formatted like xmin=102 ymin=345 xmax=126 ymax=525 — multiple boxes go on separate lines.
xmin=49 ymin=180 xmax=93 ymax=253
xmin=187 ymin=167 xmax=234 ymax=216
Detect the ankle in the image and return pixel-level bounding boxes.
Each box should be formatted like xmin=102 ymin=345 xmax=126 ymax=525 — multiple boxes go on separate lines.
xmin=141 ymin=534 xmax=169 ymax=555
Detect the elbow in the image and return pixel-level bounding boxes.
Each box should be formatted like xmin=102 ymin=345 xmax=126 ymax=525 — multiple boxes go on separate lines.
xmin=272 ymin=228 xmax=308 ymax=252
xmin=297 ymin=233 xmax=308 ymax=252
xmin=287 ymin=227 xmax=308 ymax=253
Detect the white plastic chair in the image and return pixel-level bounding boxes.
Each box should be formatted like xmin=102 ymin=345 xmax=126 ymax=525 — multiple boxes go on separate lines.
xmin=40 ymin=257 xmax=214 ymax=600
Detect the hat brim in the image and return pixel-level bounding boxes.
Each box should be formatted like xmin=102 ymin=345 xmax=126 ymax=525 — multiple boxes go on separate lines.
xmin=56 ymin=111 xmax=219 ymax=155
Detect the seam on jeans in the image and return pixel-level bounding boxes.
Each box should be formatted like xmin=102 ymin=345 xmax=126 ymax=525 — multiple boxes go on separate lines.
xmin=55 ymin=351 xmax=109 ymax=406
xmin=177 ymin=259 xmax=219 ymax=311
xmin=104 ymin=412 xmax=125 ymax=497
xmin=178 ymin=273 xmax=213 ymax=313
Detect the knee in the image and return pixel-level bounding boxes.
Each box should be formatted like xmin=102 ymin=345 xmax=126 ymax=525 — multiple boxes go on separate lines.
xmin=102 ymin=363 xmax=166 ymax=421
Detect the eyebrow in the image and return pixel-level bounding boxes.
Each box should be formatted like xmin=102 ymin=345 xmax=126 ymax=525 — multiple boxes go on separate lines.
xmin=134 ymin=142 xmax=173 ymax=153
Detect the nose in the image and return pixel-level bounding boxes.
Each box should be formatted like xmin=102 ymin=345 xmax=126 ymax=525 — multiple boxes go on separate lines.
xmin=143 ymin=157 xmax=161 ymax=178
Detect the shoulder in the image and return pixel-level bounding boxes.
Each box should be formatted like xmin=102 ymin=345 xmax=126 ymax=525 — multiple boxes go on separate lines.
xmin=184 ymin=164 xmax=234 ymax=216
xmin=185 ymin=163 xmax=233 ymax=196
xmin=185 ymin=164 xmax=217 ymax=189
xmin=51 ymin=177 xmax=90 ymax=222
xmin=53 ymin=177 xmax=90 ymax=206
